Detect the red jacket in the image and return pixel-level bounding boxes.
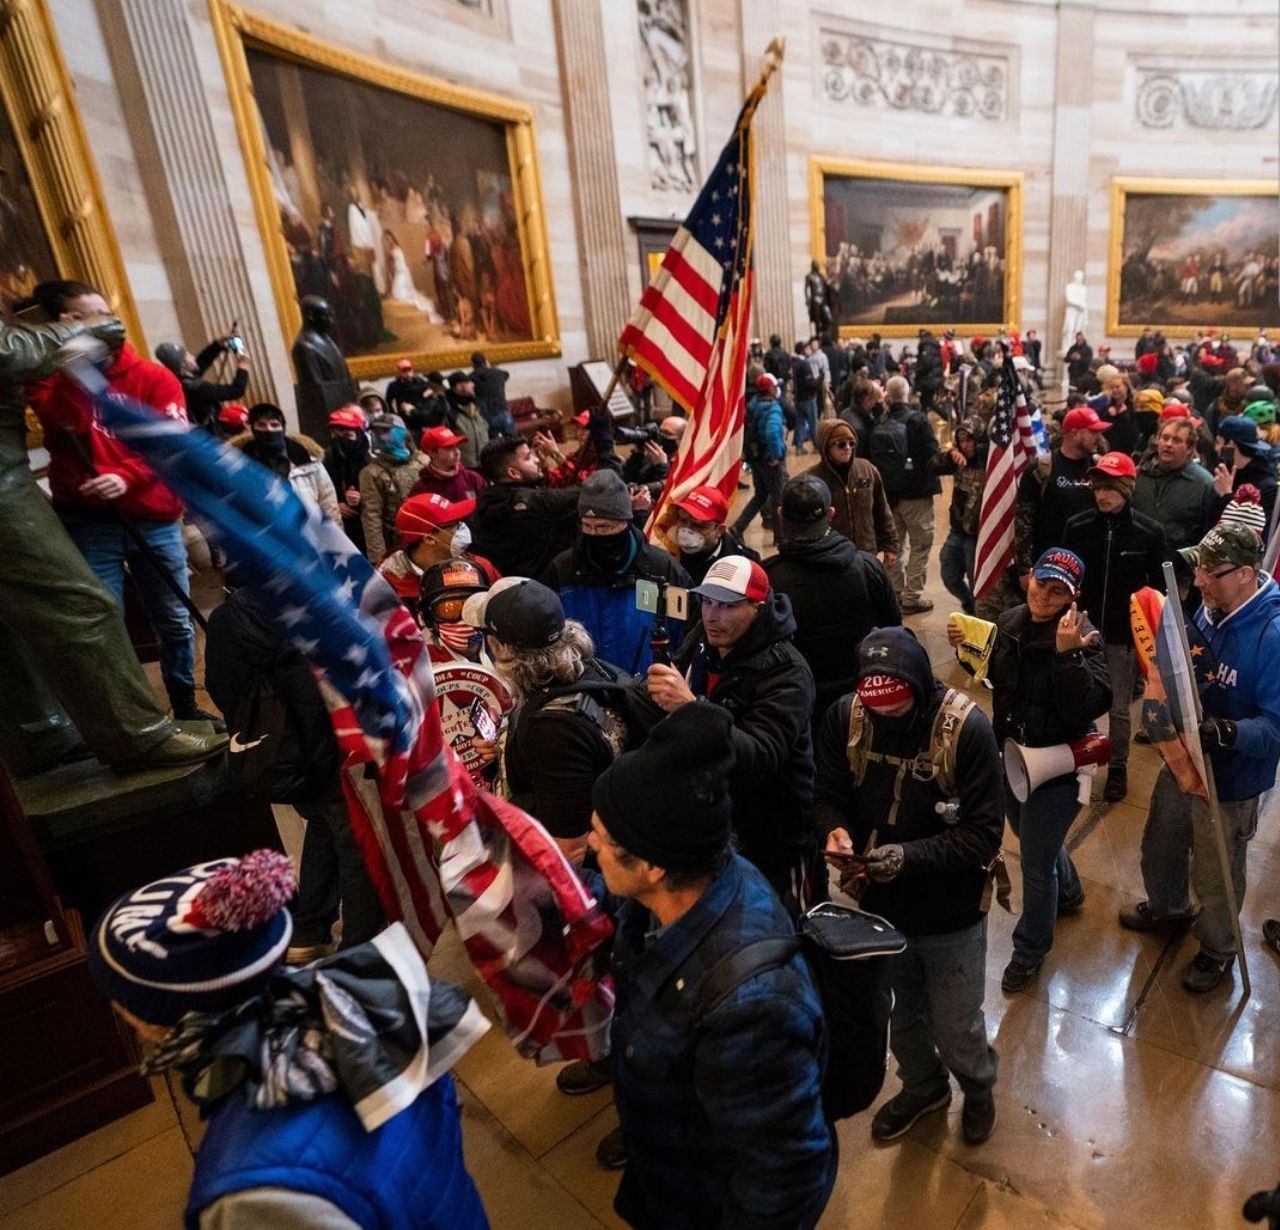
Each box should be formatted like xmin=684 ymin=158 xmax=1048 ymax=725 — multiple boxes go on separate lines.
xmin=29 ymin=343 xmax=187 ymax=522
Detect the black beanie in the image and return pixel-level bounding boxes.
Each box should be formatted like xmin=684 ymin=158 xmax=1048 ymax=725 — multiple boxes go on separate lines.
xmin=592 ymin=704 xmax=735 ymax=872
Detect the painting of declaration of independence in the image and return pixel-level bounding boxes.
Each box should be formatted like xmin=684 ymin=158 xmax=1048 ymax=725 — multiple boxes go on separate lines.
xmin=244 ymin=46 xmax=536 ymax=362
xmin=0 ymin=102 xmax=58 ymax=317
xmin=1112 ymin=184 xmax=1279 ymax=334
xmin=814 ymin=162 xmax=1020 ymax=335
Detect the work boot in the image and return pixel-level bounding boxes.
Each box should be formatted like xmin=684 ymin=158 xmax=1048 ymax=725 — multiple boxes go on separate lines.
xmin=556 ymin=1057 xmax=613 ymax=1096
xmin=1103 ymin=764 xmax=1128 ymax=802
xmin=1058 ymin=888 xmax=1087 ymax=916
xmin=1181 ymin=951 xmax=1232 ymax=994
xmin=595 ymin=1125 xmax=627 ymax=1170
xmin=901 ymin=598 xmax=934 ymax=615
xmin=1000 ymin=956 xmax=1041 ymax=993
xmin=112 ymin=729 xmax=228 ymax=773
xmin=1118 ymin=901 xmax=1199 ymax=932
xmin=870 ymin=1088 xmax=951 ymax=1142
xmin=170 ymin=690 xmax=228 ymax=732
xmin=961 ymin=1090 xmax=997 ymax=1145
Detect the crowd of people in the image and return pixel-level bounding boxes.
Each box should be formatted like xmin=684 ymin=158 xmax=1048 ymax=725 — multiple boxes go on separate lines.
xmin=8 ymin=277 xmax=1280 ymax=1229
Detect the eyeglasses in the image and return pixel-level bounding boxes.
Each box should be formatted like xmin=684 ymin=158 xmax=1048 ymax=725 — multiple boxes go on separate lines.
xmin=1194 ymin=563 xmax=1243 ymax=581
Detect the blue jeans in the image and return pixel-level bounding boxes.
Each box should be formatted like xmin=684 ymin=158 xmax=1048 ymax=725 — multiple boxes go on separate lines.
xmin=1006 ymin=772 xmax=1082 ymax=966
xmin=731 ymin=458 xmax=786 ymax=537
xmin=66 ymin=518 xmax=195 ymax=697
xmin=889 ymin=919 xmax=998 ymax=1099
xmin=794 ymin=396 xmax=818 ymax=449
xmin=939 ymin=531 xmax=976 ymax=613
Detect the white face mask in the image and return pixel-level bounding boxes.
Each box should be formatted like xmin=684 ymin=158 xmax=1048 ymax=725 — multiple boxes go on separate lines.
xmin=676 ymin=526 xmax=708 ymax=553
xmin=450 ymin=523 xmax=472 ymax=556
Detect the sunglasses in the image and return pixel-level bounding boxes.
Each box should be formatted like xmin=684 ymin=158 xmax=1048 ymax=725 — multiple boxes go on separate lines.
xmin=829 ymin=439 xmax=855 ymax=450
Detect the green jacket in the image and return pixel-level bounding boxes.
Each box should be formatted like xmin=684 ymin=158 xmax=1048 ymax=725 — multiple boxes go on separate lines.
xmin=1131 ymin=457 xmax=1213 ymax=554
xmin=0 ymin=319 xmax=107 ymax=443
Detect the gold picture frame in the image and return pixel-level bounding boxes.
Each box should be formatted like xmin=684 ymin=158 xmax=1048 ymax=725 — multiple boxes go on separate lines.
xmin=0 ymin=0 xmax=145 ymax=345
xmin=809 ymin=157 xmax=1022 ymax=339
xmin=1107 ymin=177 xmax=1279 ymax=338
xmin=209 ymin=1 xmax=560 ymax=381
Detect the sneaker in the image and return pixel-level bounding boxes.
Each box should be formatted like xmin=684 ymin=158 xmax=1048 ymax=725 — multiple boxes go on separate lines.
xmin=1103 ymin=765 xmax=1128 ymax=802
xmin=555 ymin=1057 xmax=613 ymax=1096
xmin=1118 ymin=901 xmax=1199 ymax=932
xmin=1263 ymin=919 xmax=1280 ymax=957
xmin=1181 ymin=951 xmax=1232 ymax=994
xmin=901 ymin=598 xmax=934 ymax=615
xmin=1134 ymin=728 xmax=1152 ymax=745
xmin=870 ymin=1088 xmax=952 ymax=1142
xmin=1001 ymin=957 xmax=1041 ymax=993
xmin=1058 ymin=889 xmax=1087 ymax=916
xmin=595 ymin=1125 xmax=627 ymax=1170
xmin=961 ymin=1091 xmax=997 ymax=1145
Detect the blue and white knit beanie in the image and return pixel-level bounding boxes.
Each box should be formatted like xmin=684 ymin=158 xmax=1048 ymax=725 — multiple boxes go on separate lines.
xmin=87 ymin=851 xmax=295 ymax=1027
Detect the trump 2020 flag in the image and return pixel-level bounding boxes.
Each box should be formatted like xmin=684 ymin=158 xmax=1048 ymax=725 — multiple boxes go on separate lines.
xmin=621 ymin=41 xmax=783 ymax=553
xmin=71 ymin=357 xmax=614 ymax=1065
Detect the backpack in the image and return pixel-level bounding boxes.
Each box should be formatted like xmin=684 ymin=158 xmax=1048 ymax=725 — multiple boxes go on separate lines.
xmin=796 ymin=356 xmax=822 ymax=397
xmin=226 ymin=669 xmax=291 ymax=798
xmin=868 ymin=416 xmax=911 ymax=497
xmin=742 ymin=398 xmax=764 ymax=462
xmin=694 ymin=902 xmax=906 ymax=1121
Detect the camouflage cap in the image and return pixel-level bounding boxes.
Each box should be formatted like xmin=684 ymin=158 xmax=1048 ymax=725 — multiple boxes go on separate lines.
xmin=1190 ymin=522 xmax=1264 ymax=571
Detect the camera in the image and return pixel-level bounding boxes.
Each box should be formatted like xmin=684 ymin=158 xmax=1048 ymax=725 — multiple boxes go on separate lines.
xmin=615 ymin=422 xmax=661 ymax=447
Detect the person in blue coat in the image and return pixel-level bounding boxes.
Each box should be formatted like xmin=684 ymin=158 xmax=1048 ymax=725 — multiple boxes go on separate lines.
xmin=587 ymin=703 xmax=835 ymax=1230
xmin=731 ymin=372 xmax=788 ymax=541
xmin=87 ymin=850 xmax=490 ymax=1230
xmin=1120 ymin=523 xmax=1280 ymax=993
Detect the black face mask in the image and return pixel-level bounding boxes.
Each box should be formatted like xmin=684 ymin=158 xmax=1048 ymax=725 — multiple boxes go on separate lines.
xmin=659 ymin=434 xmax=679 ymax=457
xmin=253 ymin=427 xmax=287 ymax=457
xmin=583 ymin=528 xmax=635 ymax=573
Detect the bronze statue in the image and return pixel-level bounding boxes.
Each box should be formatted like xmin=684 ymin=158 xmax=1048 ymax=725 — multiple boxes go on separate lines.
xmin=0 ymin=315 xmax=226 ymax=774
xmin=804 ymin=259 xmax=832 ymax=336
xmin=291 ymin=296 xmax=357 ymax=440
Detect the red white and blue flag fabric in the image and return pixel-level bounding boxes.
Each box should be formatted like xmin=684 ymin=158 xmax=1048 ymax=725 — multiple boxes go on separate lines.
xmin=973 ymin=350 xmax=1041 ymax=598
xmin=80 ymin=369 xmax=614 ymax=1065
xmin=621 ymin=64 xmax=775 ymax=552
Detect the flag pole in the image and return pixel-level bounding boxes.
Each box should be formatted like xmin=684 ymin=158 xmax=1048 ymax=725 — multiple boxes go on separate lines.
xmin=1160 ymin=561 xmax=1251 ymax=998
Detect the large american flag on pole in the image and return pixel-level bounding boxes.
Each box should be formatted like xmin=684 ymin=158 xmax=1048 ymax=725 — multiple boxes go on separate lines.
xmin=973 ymin=349 xmax=1041 ymax=597
xmin=622 ymin=41 xmax=782 ymax=552
xmin=68 ymin=355 xmax=614 ymax=1065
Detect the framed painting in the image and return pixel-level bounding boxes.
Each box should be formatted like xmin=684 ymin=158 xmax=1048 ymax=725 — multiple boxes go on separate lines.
xmin=1108 ymin=178 xmax=1279 ymax=337
xmin=0 ymin=0 xmax=143 ymax=342
xmin=210 ymin=2 xmax=560 ymax=380
xmin=809 ymin=158 xmax=1022 ymax=338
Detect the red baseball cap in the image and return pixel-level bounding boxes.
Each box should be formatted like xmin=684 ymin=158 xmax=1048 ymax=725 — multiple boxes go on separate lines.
xmin=328 ymin=405 xmax=366 ymax=431
xmin=218 ymin=403 xmax=249 ymax=430
xmin=674 ymin=485 xmax=729 ymax=524
xmin=573 ymin=410 xmax=591 ymax=427
xmin=1062 ymin=406 xmax=1108 ymax=433
xmin=395 ymin=492 xmax=476 ymax=541
xmin=691 ymin=555 xmax=769 ymax=604
xmin=1087 ymin=451 xmax=1137 ymax=481
xmin=756 ymin=372 xmax=779 ymax=392
xmin=420 ymin=425 xmax=467 ymax=451
xmin=1160 ymin=401 xmax=1190 ymax=419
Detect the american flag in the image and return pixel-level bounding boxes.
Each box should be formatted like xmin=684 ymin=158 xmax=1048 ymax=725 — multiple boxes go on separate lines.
xmin=973 ymin=349 xmax=1040 ymax=598
xmin=72 ymin=361 xmax=614 ymax=1065
xmin=621 ymin=49 xmax=779 ymax=551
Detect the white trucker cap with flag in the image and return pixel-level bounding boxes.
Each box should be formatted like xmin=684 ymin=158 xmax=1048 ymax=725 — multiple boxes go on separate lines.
xmin=691 ymin=555 xmax=770 ymax=605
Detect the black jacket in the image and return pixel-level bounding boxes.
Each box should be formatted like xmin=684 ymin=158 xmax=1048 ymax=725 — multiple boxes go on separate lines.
xmin=987 ymin=604 xmax=1111 ymax=748
xmin=876 ymin=401 xmax=940 ymax=502
xmin=1015 ymin=449 xmax=1095 ymax=572
xmin=812 ymin=627 xmax=1003 ymax=936
xmin=642 ymin=591 xmax=817 ymax=887
xmin=677 ymin=530 xmax=759 ymax=586
xmin=1209 ymin=452 xmax=1278 ymax=541
xmin=763 ymin=344 xmax=791 ymax=390
xmin=764 ymin=530 xmax=902 ymax=719
xmin=1062 ymin=503 xmax=1167 ymax=643
xmin=913 ymin=338 xmax=944 ymax=393
xmin=205 ymin=588 xmax=340 ymax=804
xmin=471 ymin=365 xmax=511 ymax=429
xmin=183 ymin=341 xmax=249 ymax=430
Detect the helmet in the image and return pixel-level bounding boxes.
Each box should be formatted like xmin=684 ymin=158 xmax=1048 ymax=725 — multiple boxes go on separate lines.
xmin=154 ymin=342 xmax=186 ymax=376
xmin=328 ymin=406 xmax=366 ymax=431
xmin=419 ymin=559 xmax=488 ymax=625
xmin=1243 ymin=399 xmax=1277 ymax=427
xmin=1246 ymin=383 xmax=1276 ymax=406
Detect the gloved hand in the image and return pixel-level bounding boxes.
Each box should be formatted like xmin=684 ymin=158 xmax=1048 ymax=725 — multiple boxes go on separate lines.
xmin=85 ymin=315 xmax=127 ymax=351
xmin=863 ymin=844 xmax=905 ymax=883
xmin=1198 ymin=717 xmax=1238 ymax=750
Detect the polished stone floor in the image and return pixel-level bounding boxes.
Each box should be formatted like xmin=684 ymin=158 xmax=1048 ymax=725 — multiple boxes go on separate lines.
xmin=3 ymin=468 xmax=1279 ymax=1229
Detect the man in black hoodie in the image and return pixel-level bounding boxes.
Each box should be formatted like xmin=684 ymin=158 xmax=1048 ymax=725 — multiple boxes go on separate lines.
xmin=765 ymin=475 xmax=901 ymax=722
xmin=816 ymin=626 xmax=1002 ymax=1147
xmin=643 ymin=555 xmax=817 ymax=913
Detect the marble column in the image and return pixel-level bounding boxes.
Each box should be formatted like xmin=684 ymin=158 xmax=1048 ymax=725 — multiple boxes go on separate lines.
xmin=552 ymin=0 xmax=632 ymax=359
xmin=95 ymin=0 xmax=281 ymax=405
xmin=1046 ymin=0 xmax=1098 ymax=382
xmin=738 ymin=0 xmax=792 ymax=344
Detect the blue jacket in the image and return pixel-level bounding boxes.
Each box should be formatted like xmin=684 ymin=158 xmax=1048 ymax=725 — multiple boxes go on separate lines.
xmin=185 ymin=1075 xmax=487 ymax=1230
xmin=1194 ymin=574 xmax=1280 ymax=800
xmin=609 ymin=854 xmax=835 ymax=1230
xmin=747 ymin=393 xmax=787 ymax=463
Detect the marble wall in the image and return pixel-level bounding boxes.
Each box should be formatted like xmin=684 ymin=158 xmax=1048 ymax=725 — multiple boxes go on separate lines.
xmin=46 ymin=0 xmax=1278 ymax=419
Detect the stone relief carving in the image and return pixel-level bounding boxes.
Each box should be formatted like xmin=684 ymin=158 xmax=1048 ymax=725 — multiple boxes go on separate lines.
xmin=638 ymin=0 xmax=697 ymax=193
xmin=819 ymin=28 xmax=1008 ymax=122
xmin=1135 ymin=69 xmax=1278 ymax=130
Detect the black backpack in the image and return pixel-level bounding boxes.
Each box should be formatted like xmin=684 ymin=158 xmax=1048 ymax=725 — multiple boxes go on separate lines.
xmin=796 ymin=356 xmax=822 ymax=397
xmin=226 ymin=669 xmax=292 ymax=798
xmin=868 ymin=416 xmax=911 ymax=498
xmin=742 ymin=399 xmax=764 ymax=462
xmin=694 ymin=902 xmax=905 ymax=1121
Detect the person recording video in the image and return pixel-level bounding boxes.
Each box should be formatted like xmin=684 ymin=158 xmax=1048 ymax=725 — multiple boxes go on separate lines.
xmin=154 ymin=327 xmax=250 ymax=431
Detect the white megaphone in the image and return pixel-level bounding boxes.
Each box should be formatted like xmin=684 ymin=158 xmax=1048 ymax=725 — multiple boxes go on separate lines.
xmin=1003 ymin=733 xmax=1112 ymax=806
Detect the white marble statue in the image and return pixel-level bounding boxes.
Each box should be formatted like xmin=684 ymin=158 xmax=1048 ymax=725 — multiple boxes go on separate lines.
xmin=1061 ymin=270 xmax=1089 ymax=353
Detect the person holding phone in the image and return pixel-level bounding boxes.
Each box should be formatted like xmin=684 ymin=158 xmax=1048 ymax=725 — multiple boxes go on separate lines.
xmin=1210 ymin=415 xmax=1278 ymax=541
xmin=154 ymin=326 xmax=250 ymax=431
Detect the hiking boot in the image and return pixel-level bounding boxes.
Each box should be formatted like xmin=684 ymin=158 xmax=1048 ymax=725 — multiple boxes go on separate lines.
xmin=1103 ymin=765 xmax=1128 ymax=802
xmin=556 ymin=1057 xmax=613 ymax=1096
xmin=1182 ymin=951 xmax=1232 ymax=994
xmin=595 ymin=1125 xmax=627 ymax=1170
xmin=1264 ymin=919 xmax=1280 ymax=957
xmin=1057 ymin=889 xmax=1087 ymax=917
xmin=1001 ymin=957 xmax=1041 ymax=993
xmin=961 ymin=1091 xmax=997 ymax=1145
xmin=1134 ymin=728 xmax=1152 ymax=745
xmin=111 ymin=729 xmax=228 ymax=773
xmin=870 ymin=1088 xmax=951 ymax=1142
xmin=901 ymin=598 xmax=934 ymax=615
xmin=1118 ymin=901 xmax=1199 ymax=932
